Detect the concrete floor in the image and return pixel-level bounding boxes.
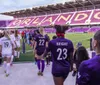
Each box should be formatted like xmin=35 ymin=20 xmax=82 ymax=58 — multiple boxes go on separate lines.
xmin=0 ymin=63 xmax=76 ymax=85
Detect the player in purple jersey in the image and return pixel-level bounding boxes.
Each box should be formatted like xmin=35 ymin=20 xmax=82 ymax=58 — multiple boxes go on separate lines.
xmin=45 ymin=25 xmax=74 ymax=85
xmin=77 ymin=30 xmax=100 ymax=85
xmin=32 ymin=30 xmax=40 ymax=64
xmin=34 ymin=27 xmax=48 ymax=76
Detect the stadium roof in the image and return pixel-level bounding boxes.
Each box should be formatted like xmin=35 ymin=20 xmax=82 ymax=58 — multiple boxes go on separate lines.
xmin=0 ymin=14 xmax=14 ymax=20
xmin=1 ymin=0 xmax=100 ymax=18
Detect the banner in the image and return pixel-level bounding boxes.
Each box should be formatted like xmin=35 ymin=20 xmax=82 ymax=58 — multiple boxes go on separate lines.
xmin=70 ymin=11 xmax=92 ymax=25
xmin=20 ymin=17 xmax=35 ymax=26
xmin=8 ymin=18 xmax=24 ymax=27
xmin=91 ymin=9 xmax=100 ymax=24
xmin=29 ymin=16 xmax=46 ymax=26
xmin=55 ymin=13 xmax=73 ymax=25
xmin=40 ymin=14 xmax=59 ymax=26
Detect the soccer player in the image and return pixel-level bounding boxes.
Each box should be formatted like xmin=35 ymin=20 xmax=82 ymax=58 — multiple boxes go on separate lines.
xmin=32 ymin=29 xmax=40 ymax=64
xmin=45 ymin=34 xmax=51 ymax=66
xmin=45 ymin=25 xmax=74 ymax=85
xmin=14 ymin=30 xmax=21 ymax=59
xmin=34 ymin=27 xmax=48 ymax=76
xmin=72 ymin=45 xmax=89 ymax=77
xmin=9 ymin=30 xmax=15 ymax=66
xmin=76 ymin=30 xmax=100 ymax=85
xmin=0 ymin=31 xmax=14 ymax=77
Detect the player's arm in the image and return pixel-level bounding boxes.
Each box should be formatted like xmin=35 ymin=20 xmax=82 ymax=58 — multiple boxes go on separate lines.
xmin=43 ymin=41 xmax=51 ymax=58
xmin=68 ymin=41 xmax=74 ymax=71
xmin=76 ymin=62 xmax=90 ymax=85
xmin=33 ymin=41 xmax=37 ymax=56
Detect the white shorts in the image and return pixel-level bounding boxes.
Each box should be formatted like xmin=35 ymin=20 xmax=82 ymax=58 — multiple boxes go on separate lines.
xmin=2 ymin=54 xmax=12 ymax=58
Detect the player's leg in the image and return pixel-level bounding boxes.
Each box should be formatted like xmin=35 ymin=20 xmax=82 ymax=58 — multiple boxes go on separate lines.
xmin=46 ymin=53 xmax=51 ymax=65
xmin=17 ymin=47 xmax=20 ymax=59
xmin=10 ymin=55 xmax=14 ymax=66
xmin=46 ymin=56 xmax=49 ymax=66
xmin=33 ymin=48 xmax=37 ymax=64
xmin=41 ymin=59 xmax=45 ymax=76
xmin=6 ymin=55 xmax=11 ymax=77
xmin=53 ymin=76 xmax=64 ymax=85
xmin=2 ymin=56 xmax=7 ymax=72
xmin=36 ymin=54 xmax=41 ymax=75
xmin=14 ymin=48 xmax=17 ymax=57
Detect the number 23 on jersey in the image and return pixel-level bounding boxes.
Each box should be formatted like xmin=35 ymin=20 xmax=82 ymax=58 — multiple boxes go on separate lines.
xmin=57 ymin=48 xmax=68 ymax=60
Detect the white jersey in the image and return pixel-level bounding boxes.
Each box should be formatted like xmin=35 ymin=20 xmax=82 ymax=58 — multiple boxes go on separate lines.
xmin=0 ymin=36 xmax=12 ymax=55
xmin=14 ymin=35 xmax=21 ymax=47
xmin=10 ymin=34 xmax=16 ymax=48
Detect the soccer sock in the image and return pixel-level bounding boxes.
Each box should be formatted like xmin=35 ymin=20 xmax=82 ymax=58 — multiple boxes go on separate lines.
xmin=37 ymin=59 xmax=41 ymax=71
xmin=18 ymin=51 xmax=20 ymax=58
xmin=14 ymin=51 xmax=17 ymax=57
xmin=3 ymin=61 xmax=7 ymax=71
xmin=6 ymin=63 xmax=10 ymax=74
xmin=41 ymin=60 xmax=45 ymax=73
xmin=10 ymin=55 xmax=14 ymax=64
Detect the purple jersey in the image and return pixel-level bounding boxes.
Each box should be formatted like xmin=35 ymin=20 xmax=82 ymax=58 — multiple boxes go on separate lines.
xmin=35 ymin=34 xmax=48 ymax=54
xmin=48 ymin=37 xmax=74 ymax=74
xmin=77 ymin=55 xmax=100 ymax=85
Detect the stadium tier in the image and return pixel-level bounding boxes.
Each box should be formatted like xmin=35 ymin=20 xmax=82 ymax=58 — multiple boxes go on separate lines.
xmin=7 ymin=9 xmax=100 ymax=27
xmin=0 ymin=20 xmax=11 ymax=27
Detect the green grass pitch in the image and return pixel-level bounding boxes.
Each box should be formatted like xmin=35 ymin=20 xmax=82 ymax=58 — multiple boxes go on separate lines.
xmin=16 ymin=33 xmax=94 ymax=62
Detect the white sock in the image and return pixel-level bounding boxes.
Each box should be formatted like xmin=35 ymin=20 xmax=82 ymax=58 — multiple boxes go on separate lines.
xmin=18 ymin=51 xmax=20 ymax=58
xmin=6 ymin=63 xmax=10 ymax=74
xmin=10 ymin=55 xmax=14 ymax=64
xmin=14 ymin=51 xmax=17 ymax=57
xmin=3 ymin=61 xmax=7 ymax=71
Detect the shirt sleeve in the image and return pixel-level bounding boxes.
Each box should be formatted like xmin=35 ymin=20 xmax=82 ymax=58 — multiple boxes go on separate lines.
xmin=76 ymin=61 xmax=90 ymax=85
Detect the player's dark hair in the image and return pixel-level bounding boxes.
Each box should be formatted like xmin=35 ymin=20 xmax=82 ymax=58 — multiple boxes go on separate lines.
xmin=36 ymin=29 xmax=40 ymax=34
xmin=94 ymin=30 xmax=100 ymax=50
xmin=76 ymin=46 xmax=89 ymax=66
xmin=52 ymin=35 xmax=57 ymax=39
xmin=54 ymin=25 xmax=68 ymax=33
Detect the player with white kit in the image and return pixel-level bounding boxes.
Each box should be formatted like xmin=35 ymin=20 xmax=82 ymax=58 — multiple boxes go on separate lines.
xmin=10 ymin=30 xmax=15 ymax=65
xmin=14 ymin=30 xmax=21 ymax=59
xmin=0 ymin=31 xmax=14 ymax=77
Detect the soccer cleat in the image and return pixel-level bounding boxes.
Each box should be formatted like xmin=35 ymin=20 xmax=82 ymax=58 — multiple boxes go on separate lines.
xmin=6 ymin=74 xmax=9 ymax=77
xmin=37 ymin=71 xmax=41 ymax=76
xmin=40 ymin=72 xmax=43 ymax=76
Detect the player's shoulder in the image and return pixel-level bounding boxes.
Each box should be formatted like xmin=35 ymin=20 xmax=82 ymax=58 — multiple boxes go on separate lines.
xmin=80 ymin=57 xmax=98 ymax=70
xmin=64 ymin=38 xmax=73 ymax=43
